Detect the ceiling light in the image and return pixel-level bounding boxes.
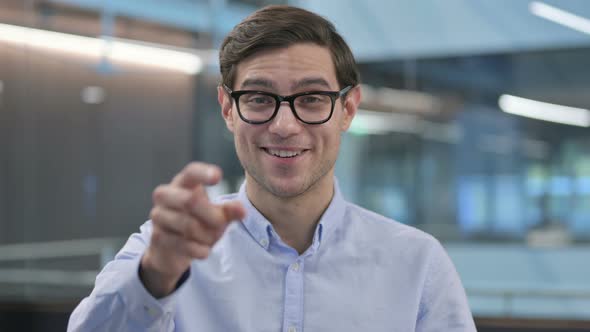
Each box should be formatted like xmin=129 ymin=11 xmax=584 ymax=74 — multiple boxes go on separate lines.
xmin=499 ymin=94 xmax=590 ymax=127
xmin=81 ymin=86 xmax=106 ymax=105
xmin=530 ymin=1 xmax=590 ymax=35
xmin=350 ymin=109 xmax=420 ymax=135
xmin=0 ymin=23 xmax=204 ymax=75
xmin=360 ymin=84 xmax=440 ymax=114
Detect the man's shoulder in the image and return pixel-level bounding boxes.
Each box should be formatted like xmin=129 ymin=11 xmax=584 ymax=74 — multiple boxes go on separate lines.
xmin=343 ymin=200 xmax=437 ymax=245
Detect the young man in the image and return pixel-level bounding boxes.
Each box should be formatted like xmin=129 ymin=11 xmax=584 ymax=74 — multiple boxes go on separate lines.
xmin=68 ymin=5 xmax=476 ymax=332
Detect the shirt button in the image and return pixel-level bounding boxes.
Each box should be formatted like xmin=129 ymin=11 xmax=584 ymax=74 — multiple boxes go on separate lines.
xmin=288 ymin=327 xmax=297 ymax=332
xmin=143 ymin=305 xmax=157 ymax=317
xmin=259 ymin=238 xmax=269 ymax=247
xmin=291 ymin=262 xmax=300 ymax=272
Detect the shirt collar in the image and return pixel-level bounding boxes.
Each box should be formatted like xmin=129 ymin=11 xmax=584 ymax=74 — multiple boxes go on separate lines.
xmin=236 ymin=177 xmax=347 ymax=252
xmin=237 ymin=181 xmax=272 ymax=250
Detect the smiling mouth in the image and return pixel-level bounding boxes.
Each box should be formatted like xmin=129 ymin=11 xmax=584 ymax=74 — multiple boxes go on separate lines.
xmin=262 ymin=148 xmax=307 ymax=158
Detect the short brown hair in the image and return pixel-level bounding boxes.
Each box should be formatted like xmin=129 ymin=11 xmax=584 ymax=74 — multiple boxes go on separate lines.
xmin=219 ymin=5 xmax=360 ymax=89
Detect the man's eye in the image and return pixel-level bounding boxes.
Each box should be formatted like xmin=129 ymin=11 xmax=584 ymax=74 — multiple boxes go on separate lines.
xmin=301 ymin=96 xmax=321 ymax=103
xmin=246 ymin=95 xmax=273 ymax=104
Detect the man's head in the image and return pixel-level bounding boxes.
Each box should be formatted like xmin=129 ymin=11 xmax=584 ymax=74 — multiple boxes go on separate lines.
xmin=219 ymin=5 xmax=359 ymax=90
xmin=218 ymin=5 xmax=361 ymax=199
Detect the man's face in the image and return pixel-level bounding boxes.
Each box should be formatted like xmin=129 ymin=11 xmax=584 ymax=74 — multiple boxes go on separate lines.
xmin=219 ymin=43 xmax=360 ymax=198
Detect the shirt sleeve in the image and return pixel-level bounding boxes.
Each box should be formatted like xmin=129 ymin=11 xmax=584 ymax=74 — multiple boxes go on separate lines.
xmin=67 ymin=221 xmax=185 ymax=332
xmin=416 ymin=239 xmax=477 ymax=332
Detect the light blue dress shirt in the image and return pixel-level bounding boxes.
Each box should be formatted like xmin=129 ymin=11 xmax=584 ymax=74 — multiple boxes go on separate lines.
xmin=68 ymin=179 xmax=476 ymax=331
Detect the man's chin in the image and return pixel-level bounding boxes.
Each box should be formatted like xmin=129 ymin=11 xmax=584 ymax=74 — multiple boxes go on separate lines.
xmin=266 ymin=184 xmax=303 ymax=198
xmin=263 ymin=177 xmax=309 ymax=198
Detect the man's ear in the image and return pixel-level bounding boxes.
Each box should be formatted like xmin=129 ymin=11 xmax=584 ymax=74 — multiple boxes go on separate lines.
xmin=218 ymin=85 xmax=235 ymax=133
xmin=340 ymin=85 xmax=361 ymax=132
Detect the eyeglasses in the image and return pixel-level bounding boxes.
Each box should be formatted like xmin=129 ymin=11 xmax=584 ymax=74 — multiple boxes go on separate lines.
xmin=223 ymin=84 xmax=353 ymax=125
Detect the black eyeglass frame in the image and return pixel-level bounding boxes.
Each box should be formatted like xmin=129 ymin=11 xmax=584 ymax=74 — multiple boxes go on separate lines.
xmin=222 ymin=84 xmax=353 ymax=125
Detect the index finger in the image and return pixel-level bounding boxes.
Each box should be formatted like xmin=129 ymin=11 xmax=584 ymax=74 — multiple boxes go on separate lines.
xmin=172 ymin=162 xmax=222 ymax=189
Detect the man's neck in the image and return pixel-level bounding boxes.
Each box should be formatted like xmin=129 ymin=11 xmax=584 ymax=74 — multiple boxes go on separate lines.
xmin=246 ymin=174 xmax=334 ymax=254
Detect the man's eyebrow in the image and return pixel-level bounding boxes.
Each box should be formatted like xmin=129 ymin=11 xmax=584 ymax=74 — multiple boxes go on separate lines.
xmin=292 ymin=78 xmax=332 ymax=90
xmin=240 ymin=78 xmax=275 ymax=90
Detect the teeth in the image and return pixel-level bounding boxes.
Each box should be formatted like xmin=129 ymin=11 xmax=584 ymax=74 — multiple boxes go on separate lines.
xmin=267 ymin=149 xmax=302 ymax=158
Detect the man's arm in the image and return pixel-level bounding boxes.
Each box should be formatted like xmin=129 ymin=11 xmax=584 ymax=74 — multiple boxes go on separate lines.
xmin=67 ymin=162 xmax=245 ymax=332
xmin=416 ymin=240 xmax=477 ymax=332
xmin=67 ymin=223 xmax=180 ymax=331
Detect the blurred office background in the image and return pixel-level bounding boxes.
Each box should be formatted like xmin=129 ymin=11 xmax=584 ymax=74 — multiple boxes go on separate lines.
xmin=1 ymin=0 xmax=589 ymax=331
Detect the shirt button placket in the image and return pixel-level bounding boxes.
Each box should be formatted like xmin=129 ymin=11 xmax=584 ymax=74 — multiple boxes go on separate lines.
xmin=283 ymin=260 xmax=304 ymax=332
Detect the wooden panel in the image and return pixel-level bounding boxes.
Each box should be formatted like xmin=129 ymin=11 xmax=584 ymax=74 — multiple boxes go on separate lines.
xmin=476 ymin=316 xmax=590 ymax=332
xmin=0 ymin=42 xmax=195 ymax=245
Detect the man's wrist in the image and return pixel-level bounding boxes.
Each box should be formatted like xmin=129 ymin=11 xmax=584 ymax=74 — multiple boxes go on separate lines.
xmin=139 ymin=255 xmax=179 ymax=298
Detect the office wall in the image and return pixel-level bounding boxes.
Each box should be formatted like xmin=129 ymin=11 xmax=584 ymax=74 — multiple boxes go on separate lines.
xmin=0 ymin=44 xmax=195 ymax=245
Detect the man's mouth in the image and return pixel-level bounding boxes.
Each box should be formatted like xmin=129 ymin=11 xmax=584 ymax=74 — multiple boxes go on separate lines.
xmin=262 ymin=148 xmax=307 ymax=158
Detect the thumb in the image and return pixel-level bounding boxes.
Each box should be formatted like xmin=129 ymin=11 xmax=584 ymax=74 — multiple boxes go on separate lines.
xmin=222 ymin=200 xmax=246 ymax=222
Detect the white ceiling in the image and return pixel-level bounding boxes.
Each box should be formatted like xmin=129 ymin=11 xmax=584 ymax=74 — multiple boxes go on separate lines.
xmin=302 ymin=0 xmax=590 ymax=61
xmin=30 ymin=0 xmax=590 ymax=61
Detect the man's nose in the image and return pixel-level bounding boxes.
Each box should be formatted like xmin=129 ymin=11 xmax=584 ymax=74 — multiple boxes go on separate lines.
xmin=268 ymin=102 xmax=303 ymax=137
